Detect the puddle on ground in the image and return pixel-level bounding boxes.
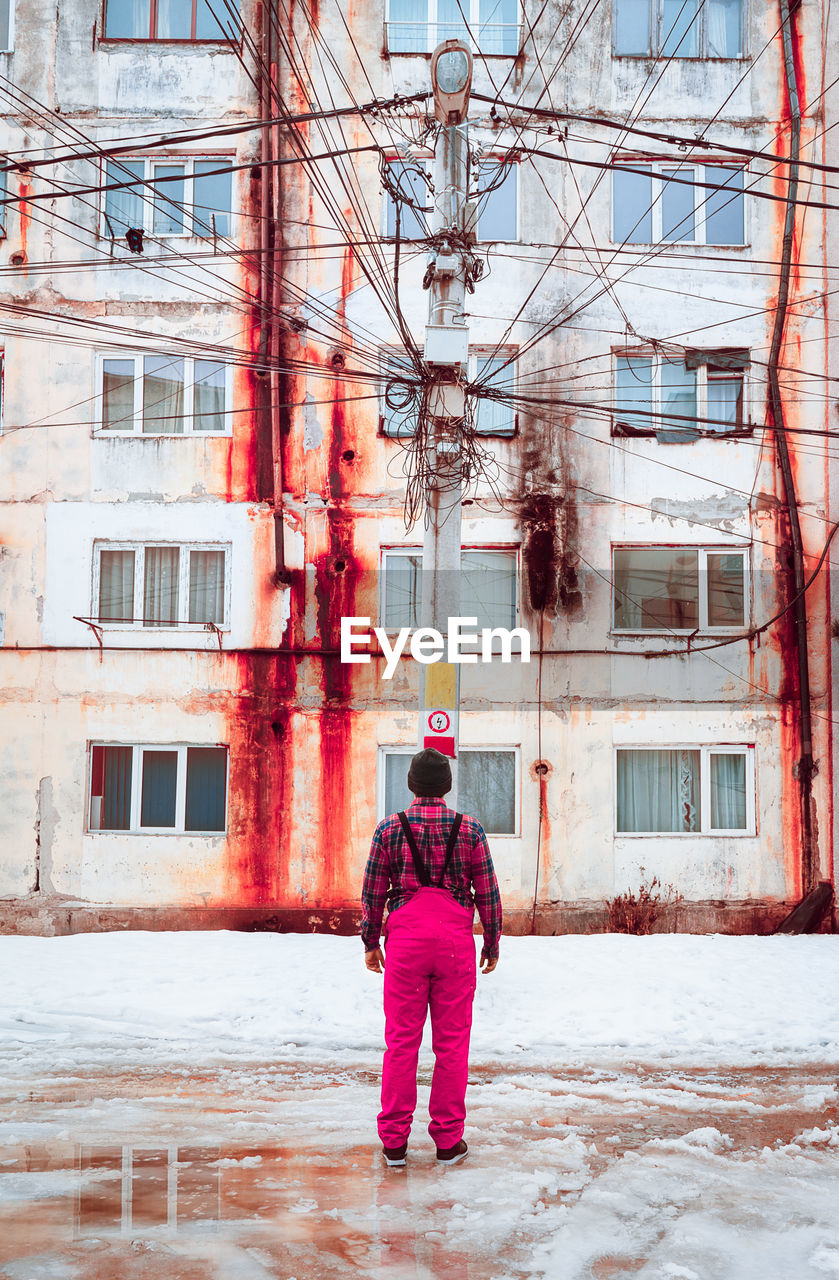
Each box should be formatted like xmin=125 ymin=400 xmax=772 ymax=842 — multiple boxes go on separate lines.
xmin=1 ymin=1063 xmax=836 ymax=1278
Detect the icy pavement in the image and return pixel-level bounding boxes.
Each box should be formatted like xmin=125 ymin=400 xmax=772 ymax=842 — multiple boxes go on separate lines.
xmin=1 ymin=1060 xmax=838 ymax=1279
xmin=0 ymin=931 xmax=838 ymax=1277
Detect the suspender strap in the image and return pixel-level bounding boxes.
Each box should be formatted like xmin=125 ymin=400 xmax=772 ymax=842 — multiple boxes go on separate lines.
xmin=397 ymin=811 xmax=430 ymax=886
xmin=441 ymin=813 xmax=464 ymax=888
xmin=397 ymin=811 xmax=464 ymax=890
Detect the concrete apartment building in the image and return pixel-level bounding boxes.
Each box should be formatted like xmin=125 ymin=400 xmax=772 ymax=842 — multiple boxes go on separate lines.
xmin=0 ymin=0 xmax=835 ymax=934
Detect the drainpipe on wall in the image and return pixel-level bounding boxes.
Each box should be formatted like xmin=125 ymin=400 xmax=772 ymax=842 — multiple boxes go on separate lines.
xmin=259 ymin=0 xmax=286 ymax=582
xmin=769 ymin=0 xmax=817 ymax=895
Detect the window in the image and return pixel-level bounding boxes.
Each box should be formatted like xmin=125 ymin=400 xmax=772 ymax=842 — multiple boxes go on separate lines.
xmin=89 ymin=744 xmax=228 ymax=833
xmin=613 ymin=164 xmax=745 ymax=245
xmin=0 ymin=0 xmax=11 ymax=51
xmin=98 ymin=354 xmax=230 ymax=434
xmin=381 ymin=548 xmax=518 ymax=631
xmin=381 ymin=348 xmax=517 ymax=436
xmin=613 ymin=349 xmax=749 ymax=439
xmin=473 ymin=159 xmax=518 ymax=241
xmin=384 ymin=158 xmax=431 ymax=240
xmin=612 ymin=546 xmax=746 ymax=631
xmin=384 ymin=156 xmax=517 ymax=242
xmin=613 ymin=0 xmax=743 ymax=58
xmin=381 ymin=747 xmax=519 ymax=835
xmin=103 ymin=157 xmax=233 ymax=239
xmin=385 ymin=0 xmax=520 ymax=54
xmin=616 ymin=746 xmax=754 ymax=834
xmin=103 ymin=0 xmax=232 ymax=40
xmin=95 ymin=542 xmax=229 ymax=628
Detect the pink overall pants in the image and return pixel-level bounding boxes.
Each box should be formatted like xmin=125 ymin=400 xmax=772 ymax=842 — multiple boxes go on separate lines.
xmin=378 ymin=887 xmax=477 ymax=1149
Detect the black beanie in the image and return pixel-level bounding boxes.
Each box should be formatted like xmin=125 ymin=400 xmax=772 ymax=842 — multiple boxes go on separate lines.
xmin=407 ymin=747 xmax=452 ymax=797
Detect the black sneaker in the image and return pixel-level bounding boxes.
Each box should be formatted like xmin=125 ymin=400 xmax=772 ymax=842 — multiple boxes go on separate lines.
xmin=436 ymin=1139 xmax=468 ymax=1165
xmin=382 ymin=1142 xmax=407 ymax=1167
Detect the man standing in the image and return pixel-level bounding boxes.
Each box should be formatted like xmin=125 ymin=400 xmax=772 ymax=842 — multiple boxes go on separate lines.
xmin=362 ymin=747 xmax=502 ymax=1167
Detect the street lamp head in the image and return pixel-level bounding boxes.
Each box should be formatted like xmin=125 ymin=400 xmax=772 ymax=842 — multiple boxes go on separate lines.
xmin=430 ymin=39 xmax=473 ymax=126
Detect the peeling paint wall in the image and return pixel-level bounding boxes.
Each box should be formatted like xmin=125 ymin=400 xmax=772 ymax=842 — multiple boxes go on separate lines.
xmin=0 ymin=0 xmax=835 ymax=933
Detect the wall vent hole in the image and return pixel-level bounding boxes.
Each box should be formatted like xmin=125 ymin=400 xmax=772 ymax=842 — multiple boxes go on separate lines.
xmin=342 ymin=449 xmax=355 ymax=463
xmin=333 ymin=558 xmax=347 ymax=573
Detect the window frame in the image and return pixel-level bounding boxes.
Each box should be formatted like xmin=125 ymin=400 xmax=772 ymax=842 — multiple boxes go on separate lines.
xmin=101 ymin=0 xmax=233 ymax=42
xmin=383 ymin=0 xmax=521 ymax=55
xmin=92 ymin=540 xmax=232 ymax=631
xmin=614 ymin=744 xmax=756 ymax=836
xmin=100 ymin=154 xmax=235 ymax=241
xmin=87 ymin=742 xmax=229 ymax=835
xmin=612 ymin=0 xmax=745 ymax=59
xmin=611 ymin=544 xmax=749 ymax=634
xmin=611 ymin=348 xmax=751 ymax=438
xmin=379 ymin=346 xmax=518 ymax=437
xmin=95 ymin=352 xmax=233 ymax=436
xmin=377 ymin=744 xmax=522 ymax=836
xmin=379 ymin=545 xmax=521 ymax=632
xmin=382 ymin=153 xmax=519 ymax=244
xmin=0 ymin=1 xmax=13 ymax=52
xmin=611 ymin=161 xmax=747 ymax=247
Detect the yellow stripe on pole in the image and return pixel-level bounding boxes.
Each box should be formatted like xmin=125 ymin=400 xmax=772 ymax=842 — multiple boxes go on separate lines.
xmin=425 ymin=662 xmax=457 ymax=707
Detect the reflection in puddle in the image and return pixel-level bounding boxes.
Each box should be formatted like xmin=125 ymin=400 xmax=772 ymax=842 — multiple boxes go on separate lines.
xmin=4 ymin=1142 xmax=480 ymax=1278
xmin=76 ymin=1145 xmax=220 ymax=1236
xmin=1 ymin=1063 xmax=836 ymax=1279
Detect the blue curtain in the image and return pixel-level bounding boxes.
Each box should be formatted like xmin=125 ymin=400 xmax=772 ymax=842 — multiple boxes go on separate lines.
xmin=185 ymin=748 xmax=227 ymax=831
xmin=140 ymin=751 xmax=178 ymax=827
xmin=102 ymin=746 xmax=133 ymax=830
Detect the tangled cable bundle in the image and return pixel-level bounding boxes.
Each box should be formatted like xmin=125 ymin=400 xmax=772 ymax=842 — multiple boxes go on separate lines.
xmin=386 ymin=369 xmax=507 ymax=530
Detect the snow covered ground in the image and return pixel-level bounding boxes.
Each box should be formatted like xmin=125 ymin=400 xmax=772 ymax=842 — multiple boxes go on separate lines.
xmin=1 ymin=932 xmax=838 ymax=1279
xmin=1 ymin=931 xmax=838 ymax=1072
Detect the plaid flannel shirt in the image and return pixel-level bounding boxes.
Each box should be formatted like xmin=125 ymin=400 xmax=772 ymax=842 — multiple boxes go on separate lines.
xmin=361 ymin=796 xmax=502 ymax=959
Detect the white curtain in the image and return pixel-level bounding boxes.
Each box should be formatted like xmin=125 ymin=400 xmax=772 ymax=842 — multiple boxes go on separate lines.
xmin=144 ymin=547 xmax=180 ymax=627
xmin=143 ymin=357 xmax=185 ymax=433
xmin=102 ymin=359 xmax=136 ymax=430
xmin=388 ymin=0 xmax=428 ymax=51
xmin=660 ymin=359 xmax=697 ymax=431
xmin=710 ymin=753 xmax=746 ymax=829
xmin=707 ymin=374 xmax=741 ymax=430
xmin=461 ymin=551 xmax=516 ymax=630
xmin=613 ymin=547 xmax=699 ymax=631
xmin=707 ymin=0 xmax=740 ymax=56
xmin=104 ymin=160 xmax=145 ymax=235
xmin=460 ymin=750 xmax=516 ymax=835
xmin=156 ymin=0 xmax=192 ymax=37
xmin=706 ymin=552 xmax=744 ymax=627
xmin=104 ymin=0 xmax=150 ymax=38
xmin=189 ymin=550 xmax=225 ymax=625
xmin=193 ymin=360 xmax=226 ymax=431
xmin=99 ymin=550 xmax=135 ymax=623
xmin=617 ymin=748 xmax=699 ymax=832
xmin=384 ymin=553 xmax=422 ymax=629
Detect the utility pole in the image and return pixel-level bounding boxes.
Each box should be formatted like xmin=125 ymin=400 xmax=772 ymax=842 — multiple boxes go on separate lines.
xmin=418 ymin=41 xmax=474 ymax=804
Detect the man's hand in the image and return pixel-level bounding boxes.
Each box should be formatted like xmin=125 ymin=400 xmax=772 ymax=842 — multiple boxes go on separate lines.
xmin=365 ymin=947 xmax=385 ymax=973
xmin=480 ymin=955 xmax=498 ymax=974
